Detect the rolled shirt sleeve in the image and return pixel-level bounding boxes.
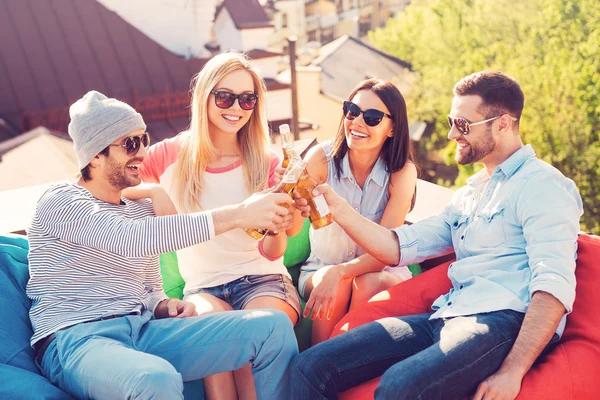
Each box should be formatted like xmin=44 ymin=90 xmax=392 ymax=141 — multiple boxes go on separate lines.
xmin=517 ymin=173 xmax=583 ymax=313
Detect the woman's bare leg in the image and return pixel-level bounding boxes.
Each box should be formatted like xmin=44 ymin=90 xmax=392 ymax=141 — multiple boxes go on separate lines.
xmin=303 ymin=268 xmax=353 ymax=346
xmin=349 ymin=271 xmax=404 ymax=310
xmin=185 ymin=293 xmax=239 ymax=400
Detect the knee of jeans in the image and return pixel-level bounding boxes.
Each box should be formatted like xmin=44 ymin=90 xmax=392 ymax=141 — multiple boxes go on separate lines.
xmin=376 ymin=364 xmax=422 ymax=400
xmin=130 ymin=363 xmax=183 ymax=399
xmin=256 ymin=308 xmax=294 ymax=333
xmin=290 ymin=348 xmax=330 ymax=383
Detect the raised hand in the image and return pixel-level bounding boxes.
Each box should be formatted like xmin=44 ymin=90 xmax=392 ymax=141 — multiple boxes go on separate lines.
xmin=240 ymin=192 xmax=294 ymax=231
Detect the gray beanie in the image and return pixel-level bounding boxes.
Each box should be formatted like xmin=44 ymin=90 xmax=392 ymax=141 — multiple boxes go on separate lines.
xmin=68 ymin=90 xmax=147 ymax=169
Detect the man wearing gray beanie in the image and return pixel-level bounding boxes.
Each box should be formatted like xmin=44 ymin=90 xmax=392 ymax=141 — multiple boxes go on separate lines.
xmin=69 ymin=90 xmax=147 ymax=171
xmin=27 ymin=90 xmax=307 ymax=399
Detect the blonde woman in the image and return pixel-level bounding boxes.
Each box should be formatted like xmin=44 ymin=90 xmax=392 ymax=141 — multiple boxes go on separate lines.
xmin=128 ymin=52 xmax=307 ymax=399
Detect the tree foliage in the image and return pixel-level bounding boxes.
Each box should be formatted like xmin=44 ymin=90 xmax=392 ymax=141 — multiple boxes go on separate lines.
xmin=371 ymin=0 xmax=600 ymax=232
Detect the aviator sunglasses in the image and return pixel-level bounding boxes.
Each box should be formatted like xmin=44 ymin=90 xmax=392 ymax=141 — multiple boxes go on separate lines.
xmin=211 ymin=90 xmax=258 ymax=111
xmin=447 ymin=115 xmax=517 ymax=135
xmin=108 ymin=133 xmax=150 ymax=156
xmin=343 ymin=101 xmax=393 ymax=127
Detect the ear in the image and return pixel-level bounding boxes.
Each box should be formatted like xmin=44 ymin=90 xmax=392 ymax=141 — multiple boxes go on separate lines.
xmin=497 ymin=114 xmax=514 ymax=133
xmin=89 ymin=153 xmax=103 ymax=168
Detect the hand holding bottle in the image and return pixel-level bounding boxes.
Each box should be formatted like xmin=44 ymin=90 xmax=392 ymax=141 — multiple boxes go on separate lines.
xmin=240 ymin=191 xmax=295 ymax=232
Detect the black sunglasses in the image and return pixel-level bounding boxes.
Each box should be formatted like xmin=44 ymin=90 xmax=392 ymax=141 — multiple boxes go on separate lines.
xmin=211 ymin=90 xmax=258 ymax=111
xmin=107 ymin=133 xmax=150 ymax=156
xmin=447 ymin=114 xmax=517 ymax=135
xmin=343 ymin=101 xmax=393 ymax=127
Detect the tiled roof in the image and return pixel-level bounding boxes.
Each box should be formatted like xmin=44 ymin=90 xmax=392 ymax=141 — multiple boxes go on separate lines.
xmin=216 ymin=0 xmax=273 ymax=30
xmin=0 ymin=0 xmax=208 ymax=137
xmin=246 ymin=49 xmax=282 ymax=60
xmin=310 ymin=35 xmax=412 ymax=102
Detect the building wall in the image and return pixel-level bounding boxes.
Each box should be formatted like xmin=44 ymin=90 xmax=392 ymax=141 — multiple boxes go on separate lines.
xmin=241 ymin=27 xmax=274 ymax=51
xmin=251 ymin=57 xmax=280 ymax=79
xmin=214 ymin=8 xmax=244 ymax=51
xmin=265 ymin=89 xmax=292 ymax=123
xmin=98 ymin=0 xmax=215 ymax=58
xmin=268 ymin=0 xmax=307 ymax=51
xmin=295 ymin=67 xmax=342 ymax=143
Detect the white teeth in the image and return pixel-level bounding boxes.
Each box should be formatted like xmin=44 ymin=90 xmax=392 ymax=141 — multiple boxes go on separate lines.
xmin=223 ymin=115 xmax=241 ymax=121
xmin=351 ymin=130 xmax=368 ymax=138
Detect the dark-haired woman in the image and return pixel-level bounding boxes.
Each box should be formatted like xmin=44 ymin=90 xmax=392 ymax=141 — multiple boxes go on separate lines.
xmin=297 ymin=79 xmax=417 ymax=344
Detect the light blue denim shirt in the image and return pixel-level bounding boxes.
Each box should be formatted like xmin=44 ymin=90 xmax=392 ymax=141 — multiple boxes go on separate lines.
xmin=393 ymin=145 xmax=583 ymax=335
xmin=299 ymin=140 xmax=411 ymax=295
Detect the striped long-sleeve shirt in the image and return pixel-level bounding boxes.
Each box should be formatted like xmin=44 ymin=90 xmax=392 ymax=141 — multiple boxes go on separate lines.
xmin=26 ymin=183 xmax=214 ymax=346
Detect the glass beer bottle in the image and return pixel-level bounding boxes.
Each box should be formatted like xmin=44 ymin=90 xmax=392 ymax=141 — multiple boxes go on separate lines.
xmin=280 ymin=124 xmax=301 ymax=168
xmin=244 ymin=160 xmax=306 ymax=239
xmin=294 ymin=167 xmax=334 ymax=229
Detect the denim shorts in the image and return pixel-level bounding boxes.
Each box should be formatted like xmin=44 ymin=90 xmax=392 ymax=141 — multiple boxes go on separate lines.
xmin=184 ymin=274 xmax=302 ymax=322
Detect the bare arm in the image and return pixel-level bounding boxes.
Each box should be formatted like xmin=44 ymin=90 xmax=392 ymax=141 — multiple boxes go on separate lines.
xmin=335 ymin=163 xmax=417 ymax=278
xmin=211 ymin=192 xmax=294 ymax=236
xmin=122 ymin=184 xmax=178 ymax=216
xmin=473 ymin=291 xmax=565 ymax=400
xmin=317 ymin=184 xmax=401 ymax=265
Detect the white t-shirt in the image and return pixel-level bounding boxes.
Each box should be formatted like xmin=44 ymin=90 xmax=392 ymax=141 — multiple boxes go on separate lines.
xmin=140 ymin=133 xmax=290 ymax=294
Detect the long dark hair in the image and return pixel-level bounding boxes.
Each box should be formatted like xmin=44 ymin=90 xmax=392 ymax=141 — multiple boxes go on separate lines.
xmin=331 ymin=79 xmax=415 ymax=179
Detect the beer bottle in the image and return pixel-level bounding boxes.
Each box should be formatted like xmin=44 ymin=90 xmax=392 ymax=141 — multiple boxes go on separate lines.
xmin=294 ymin=167 xmax=334 ymax=229
xmin=244 ymin=160 xmax=306 ymax=239
xmin=280 ymin=124 xmax=301 ymax=168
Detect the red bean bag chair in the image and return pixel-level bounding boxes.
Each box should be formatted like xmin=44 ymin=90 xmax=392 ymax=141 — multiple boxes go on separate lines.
xmin=334 ymin=233 xmax=600 ymax=400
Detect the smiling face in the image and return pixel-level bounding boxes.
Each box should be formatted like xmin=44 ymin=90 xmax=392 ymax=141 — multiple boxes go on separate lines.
xmin=100 ymin=128 xmax=147 ymax=190
xmin=448 ymin=95 xmax=497 ymax=165
xmin=344 ymin=89 xmax=393 ymax=153
xmin=207 ymin=68 xmax=255 ymax=138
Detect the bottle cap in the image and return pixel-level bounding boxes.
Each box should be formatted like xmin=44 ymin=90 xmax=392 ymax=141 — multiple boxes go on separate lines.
xmin=279 ymin=124 xmax=291 ymax=134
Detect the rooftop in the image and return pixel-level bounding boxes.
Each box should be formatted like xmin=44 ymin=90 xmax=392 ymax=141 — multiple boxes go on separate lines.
xmin=0 ymin=0 xmax=208 ymax=138
xmin=216 ymin=0 xmax=273 ymax=30
xmin=311 ymin=35 xmax=412 ymax=101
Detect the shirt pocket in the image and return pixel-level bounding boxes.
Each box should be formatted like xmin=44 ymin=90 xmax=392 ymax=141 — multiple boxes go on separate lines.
xmin=451 ymin=214 xmax=469 ymax=247
xmin=476 ymin=206 xmax=507 ymax=248
xmin=363 ymin=209 xmax=384 ymax=224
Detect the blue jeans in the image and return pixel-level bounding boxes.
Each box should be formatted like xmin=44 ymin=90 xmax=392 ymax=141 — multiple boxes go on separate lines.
xmin=289 ymin=310 xmax=526 ymax=400
xmin=37 ymin=309 xmax=297 ymax=400
xmin=186 ymin=274 xmax=303 ymax=322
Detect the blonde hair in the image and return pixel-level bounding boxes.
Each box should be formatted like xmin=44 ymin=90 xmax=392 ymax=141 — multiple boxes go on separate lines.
xmin=173 ymin=51 xmax=271 ymax=212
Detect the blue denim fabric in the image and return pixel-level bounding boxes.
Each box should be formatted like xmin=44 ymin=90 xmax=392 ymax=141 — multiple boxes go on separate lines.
xmin=185 ymin=273 xmax=302 ymax=320
xmin=37 ymin=310 xmax=297 ymax=400
xmin=299 ymin=140 xmax=411 ymax=298
xmin=392 ymin=145 xmax=582 ymax=335
xmin=289 ymin=310 xmax=525 ymax=400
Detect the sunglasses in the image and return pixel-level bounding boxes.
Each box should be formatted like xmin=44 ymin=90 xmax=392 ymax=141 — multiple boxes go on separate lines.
xmin=211 ymin=90 xmax=258 ymax=111
xmin=447 ymin=115 xmax=517 ymax=135
xmin=343 ymin=101 xmax=393 ymax=127
xmin=107 ymin=133 xmax=150 ymax=156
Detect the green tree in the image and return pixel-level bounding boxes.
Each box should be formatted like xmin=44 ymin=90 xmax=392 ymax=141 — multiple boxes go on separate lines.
xmin=372 ymin=0 xmax=600 ymax=231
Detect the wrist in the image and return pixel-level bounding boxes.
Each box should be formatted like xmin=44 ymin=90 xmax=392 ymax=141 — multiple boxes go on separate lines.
xmin=266 ymin=230 xmax=282 ymax=238
xmin=149 ymin=184 xmax=165 ymax=198
xmin=334 ymin=201 xmax=353 ymax=227
xmin=497 ymin=360 xmax=528 ymax=380
xmin=155 ymin=298 xmax=169 ymax=316
xmin=216 ymin=203 xmax=245 ymax=231
xmin=331 ymin=263 xmax=348 ymax=279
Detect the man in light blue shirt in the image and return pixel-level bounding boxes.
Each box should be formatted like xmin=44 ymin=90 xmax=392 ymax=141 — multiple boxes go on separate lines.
xmin=289 ymin=71 xmax=583 ymax=400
